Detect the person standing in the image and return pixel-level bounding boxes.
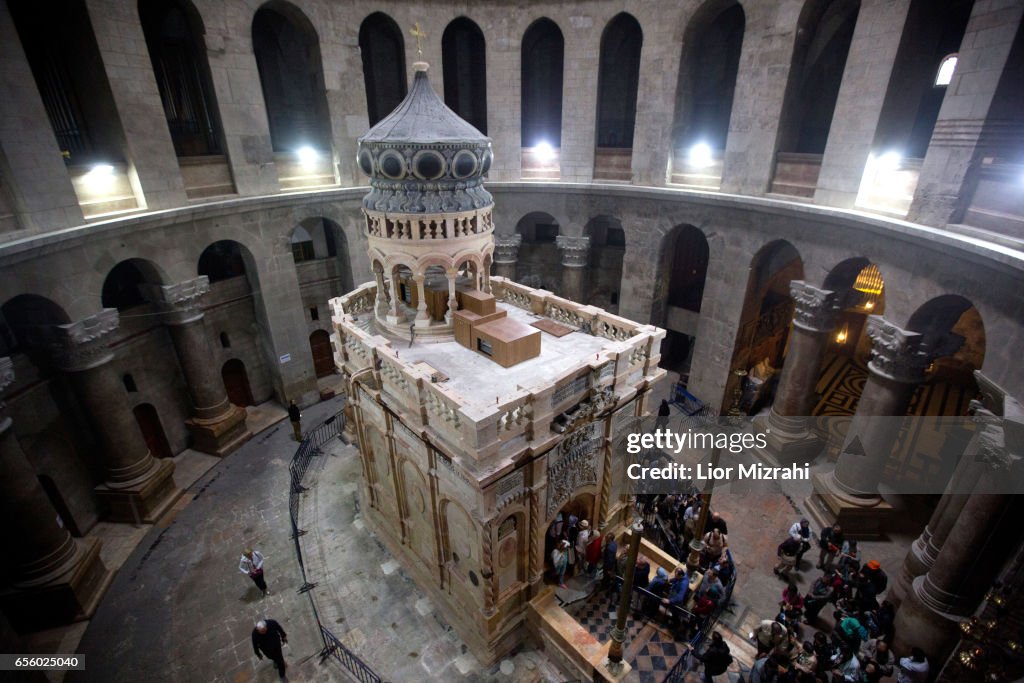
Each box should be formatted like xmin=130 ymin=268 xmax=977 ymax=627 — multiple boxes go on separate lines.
xmin=575 ymin=520 xmax=591 ymax=574
xmin=656 ymin=399 xmax=671 ymax=429
xmin=818 ymin=524 xmax=844 ymax=570
xmin=252 ymin=618 xmax=289 ymax=680
xmin=691 ymin=630 xmax=732 ymax=683
xmin=288 ymin=400 xmax=302 ymax=441
xmin=896 ymin=647 xmax=929 ymax=683
xmin=240 ymin=548 xmax=269 ymax=597
xmin=551 ymin=540 xmax=570 ymax=588
xmin=601 ymin=533 xmax=618 ymax=590
xmin=788 ymin=518 xmax=811 ymax=565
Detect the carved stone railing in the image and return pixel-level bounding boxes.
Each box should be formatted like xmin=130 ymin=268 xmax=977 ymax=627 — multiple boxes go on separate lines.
xmin=336 ymin=282 xmax=376 ymax=318
xmin=495 ymin=392 xmax=533 ymax=442
xmin=364 ymin=208 xmax=493 ymax=241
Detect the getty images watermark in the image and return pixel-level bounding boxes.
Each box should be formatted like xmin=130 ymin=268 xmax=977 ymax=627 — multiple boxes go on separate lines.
xmin=611 ymin=413 xmax=1023 ymax=495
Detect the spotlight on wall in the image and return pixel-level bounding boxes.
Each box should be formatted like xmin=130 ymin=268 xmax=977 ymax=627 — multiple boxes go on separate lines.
xmin=84 ymin=163 xmax=116 ymax=192
xmin=688 ymin=142 xmax=713 ymax=169
xmin=877 ymin=151 xmax=902 ymax=172
xmin=296 ymin=146 xmax=320 ymax=166
xmin=532 ymin=141 xmax=555 ymax=164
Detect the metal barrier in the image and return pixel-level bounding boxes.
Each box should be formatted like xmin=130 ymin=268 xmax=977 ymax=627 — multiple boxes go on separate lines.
xmin=288 ymin=408 xmax=388 ymax=683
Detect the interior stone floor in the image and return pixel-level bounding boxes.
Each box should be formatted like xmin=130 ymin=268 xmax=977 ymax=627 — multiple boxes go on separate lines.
xmin=37 ymin=374 xmax=919 ymax=683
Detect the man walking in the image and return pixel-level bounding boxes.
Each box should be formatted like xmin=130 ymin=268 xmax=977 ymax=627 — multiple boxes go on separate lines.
xmin=252 ymin=618 xmax=288 ymax=680
xmin=240 ymin=548 xmax=270 ymax=597
xmin=288 ymin=400 xmax=302 ymax=441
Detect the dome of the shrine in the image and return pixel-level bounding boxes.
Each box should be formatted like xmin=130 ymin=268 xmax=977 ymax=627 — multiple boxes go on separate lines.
xmin=357 ymin=62 xmax=493 ymax=213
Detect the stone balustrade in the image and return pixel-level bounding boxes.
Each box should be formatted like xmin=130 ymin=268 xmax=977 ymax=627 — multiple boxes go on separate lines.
xmin=364 ymin=208 xmax=493 ymax=241
xmin=330 ymin=280 xmax=665 ymax=462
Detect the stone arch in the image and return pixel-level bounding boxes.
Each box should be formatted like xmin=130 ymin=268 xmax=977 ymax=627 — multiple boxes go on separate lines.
xmin=725 ymin=239 xmax=804 ymax=413
xmin=138 ymin=0 xmax=225 ymax=157
xmin=252 ymin=0 xmax=331 ymax=153
xmin=0 ymin=295 xmax=72 ymax=360
xmin=670 ymin=0 xmax=745 ymax=186
xmin=494 ymin=507 xmax=527 ymax=595
xmin=101 ymin=258 xmax=167 ymax=311
xmin=521 ymin=18 xmax=565 ymax=149
xmin=595 ymin=13 xmax=642 ymax=150
xmin=823 ymin=257 xmax=887 ymax=364
xmin=290 ymin=216 xmax=354 ymax=293
xmin=584 ymin=215 xmax=625 ymax=312
xmin=656 ymin=224 xmax=710 ymax=375
xmin=907 ymin=295 xmax=985 ymax=393
xmin=440 ymin=498 xmax=482 ymax=602
xmin=777 ymin=0 xmax=861 ymax=155
xmin=400 ymin=459 xmax=435 ymax=564
xmin=359 ymin=12 xmax=407 ymax=127
xmin=515 ymin=212 xmax=560 ymax=290
xmin=442 ymin=17 xmax=487 ymax=134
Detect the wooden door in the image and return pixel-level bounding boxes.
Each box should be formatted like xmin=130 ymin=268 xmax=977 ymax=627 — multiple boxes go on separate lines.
xmin=133 ymin=403 xmax=173 ymax=459
xmin=309 ymin=329 xmax=334 ymax=378
xmin=222 ymin=358 xmax=254 ymax=406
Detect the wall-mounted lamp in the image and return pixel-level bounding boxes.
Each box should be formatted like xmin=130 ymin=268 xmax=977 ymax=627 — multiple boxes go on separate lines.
xmin=688 ymin=142 xmax=713 ymax=169
xmin=296 ymin=145 xmax=319 ymax=166
xmin=532 ymin=141 xmax=555 ymax=164
xmin=835 ymin=325 xmax=849 ymax=344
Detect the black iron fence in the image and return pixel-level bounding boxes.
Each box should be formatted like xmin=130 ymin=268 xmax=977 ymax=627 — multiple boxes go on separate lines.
xmin=288 ymin=408 xmax=386 ymax=683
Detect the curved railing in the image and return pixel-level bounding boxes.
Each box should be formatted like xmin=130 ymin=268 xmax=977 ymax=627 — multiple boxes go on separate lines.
xmin=288 ymin=409 xmax=387 ymax=683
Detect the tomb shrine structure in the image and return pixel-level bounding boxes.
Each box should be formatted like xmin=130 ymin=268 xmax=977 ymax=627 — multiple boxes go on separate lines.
xmin=331 ymin=62 xmax=666 ymax=665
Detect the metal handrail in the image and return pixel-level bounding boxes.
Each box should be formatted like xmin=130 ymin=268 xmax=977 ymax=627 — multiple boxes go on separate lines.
xmin=288 ymin=407 xmax=389 ymax=683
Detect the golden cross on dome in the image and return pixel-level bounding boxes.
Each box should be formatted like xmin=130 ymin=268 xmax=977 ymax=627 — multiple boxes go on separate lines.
xmin=410 ymin=22 xmax=427 ymax=56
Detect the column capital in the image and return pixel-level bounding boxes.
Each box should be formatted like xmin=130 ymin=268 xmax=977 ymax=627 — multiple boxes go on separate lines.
xmin=493 ymin=234 xmax=523 ymax=264
xmin=49 ymin=309 xmax=119 ymax=372
xmin=141 ymin=276 xmax=211 ymax=325
xmin=555 ymin=235 xmax=590 ymax=267
xmin=790 ymin=281 xmax=841 ymax=333
xmin=866 ymin=316 xmax=929 ymax=384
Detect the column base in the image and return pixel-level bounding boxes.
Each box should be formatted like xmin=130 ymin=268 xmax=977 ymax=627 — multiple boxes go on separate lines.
xmin=187 ymin=405 xmax=251 ymax=457
xmin=892 ymin=576 xmax=963 ymax=667
xmin=755 ymin=417 xmax=824 ymax=466
xmin=0 ymin=538 xmax=113 ymax=634
xmin=96 ymin=459 xmax=182 ymax=523
xmin=805 ymin=471 xmax=895 ymax=539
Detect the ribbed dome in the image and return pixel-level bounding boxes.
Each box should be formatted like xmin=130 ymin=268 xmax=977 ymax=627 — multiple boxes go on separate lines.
xmin=356 ymin=62 xmax=494 ymax=214
xmin=361 ymin=63 xmax=489 ymax=145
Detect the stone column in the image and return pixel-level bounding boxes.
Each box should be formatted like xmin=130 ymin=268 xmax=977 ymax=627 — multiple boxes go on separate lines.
xmin=413 ymin=274 xmax=430 ymax=327
xmin=492 ymin=235 xmax=522 ymax=281
xmin=145 ymin=277 xmax=250 ymax=457
xmin=813 ymin=0 xmax=912 ymax=208
xmin=907 ymin=1 xmax=1024 ymax=227
xmin=888 ymin=444 xmax=984 ymax=607
xmin=373 ymin=263 xmax=389 ymax=317
xmin=0 ymin=357 xmax=112 ymax=633
xmin=445 ymin=268 xmax=458 ymax=323
xmin=761 ymin=282 xmax=841 ymax=463
xmin=387 ymin=272 xmax=405 ymax=324
xmin=555 ymin=235 xmax=590 ymax=304
xmin=808 ymin=317 xmax=929 ymax=536
xmin=893 ymin=420 xmax=1019 ymax=663
xmin=51 ymin=310 xmax=181 ymax=523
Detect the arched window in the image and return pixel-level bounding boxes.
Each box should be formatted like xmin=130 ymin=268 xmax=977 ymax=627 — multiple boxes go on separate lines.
xmin=359 ymin=13 xmax=407 ymax=126
xmin=220 ymin=332 xmax=231 ymax=348
xmin=778 ymin=0 xmax=861 ymax=154
xmin=290 ymin=225 xmax=315 ymax=263
xmin=935 ymin=53 xmax=958 ymax=86
xmin=442 ymin=18 xmax=487 ymax=134
xmin=9 ymin=0 xmax=124 ymax=164
xmin=252 ymin=3 xmax=331 ymax=153
xmin=123 ymin=374 xmax=138 ymax=393
xmin=521 ymin=19 xmax=564 ymax=148
xmin=139 ymin=0 xmax=223 ymax=156
xmin=596 ymin=14 xmax=642 ymax=149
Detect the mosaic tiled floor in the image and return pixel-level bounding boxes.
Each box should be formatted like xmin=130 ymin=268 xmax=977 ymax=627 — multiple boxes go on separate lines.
xmin=566 ymin=590 xmax=685 ymax=681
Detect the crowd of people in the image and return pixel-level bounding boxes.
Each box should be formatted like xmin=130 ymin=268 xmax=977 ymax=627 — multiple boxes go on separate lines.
xmin=689 ymin=518 xmax=930 ymax=683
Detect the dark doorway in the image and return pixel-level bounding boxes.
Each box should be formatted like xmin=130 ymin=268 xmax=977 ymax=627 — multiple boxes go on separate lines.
xmin=359 ymin=13 xmax=408 ymax=126
xmin=309 ymin=329 xmax=334 ymax=378
xmin=133 ymin=403 xmax=173 ymax=460
xmin=222 ymin=358 xmax=254 ymax=406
